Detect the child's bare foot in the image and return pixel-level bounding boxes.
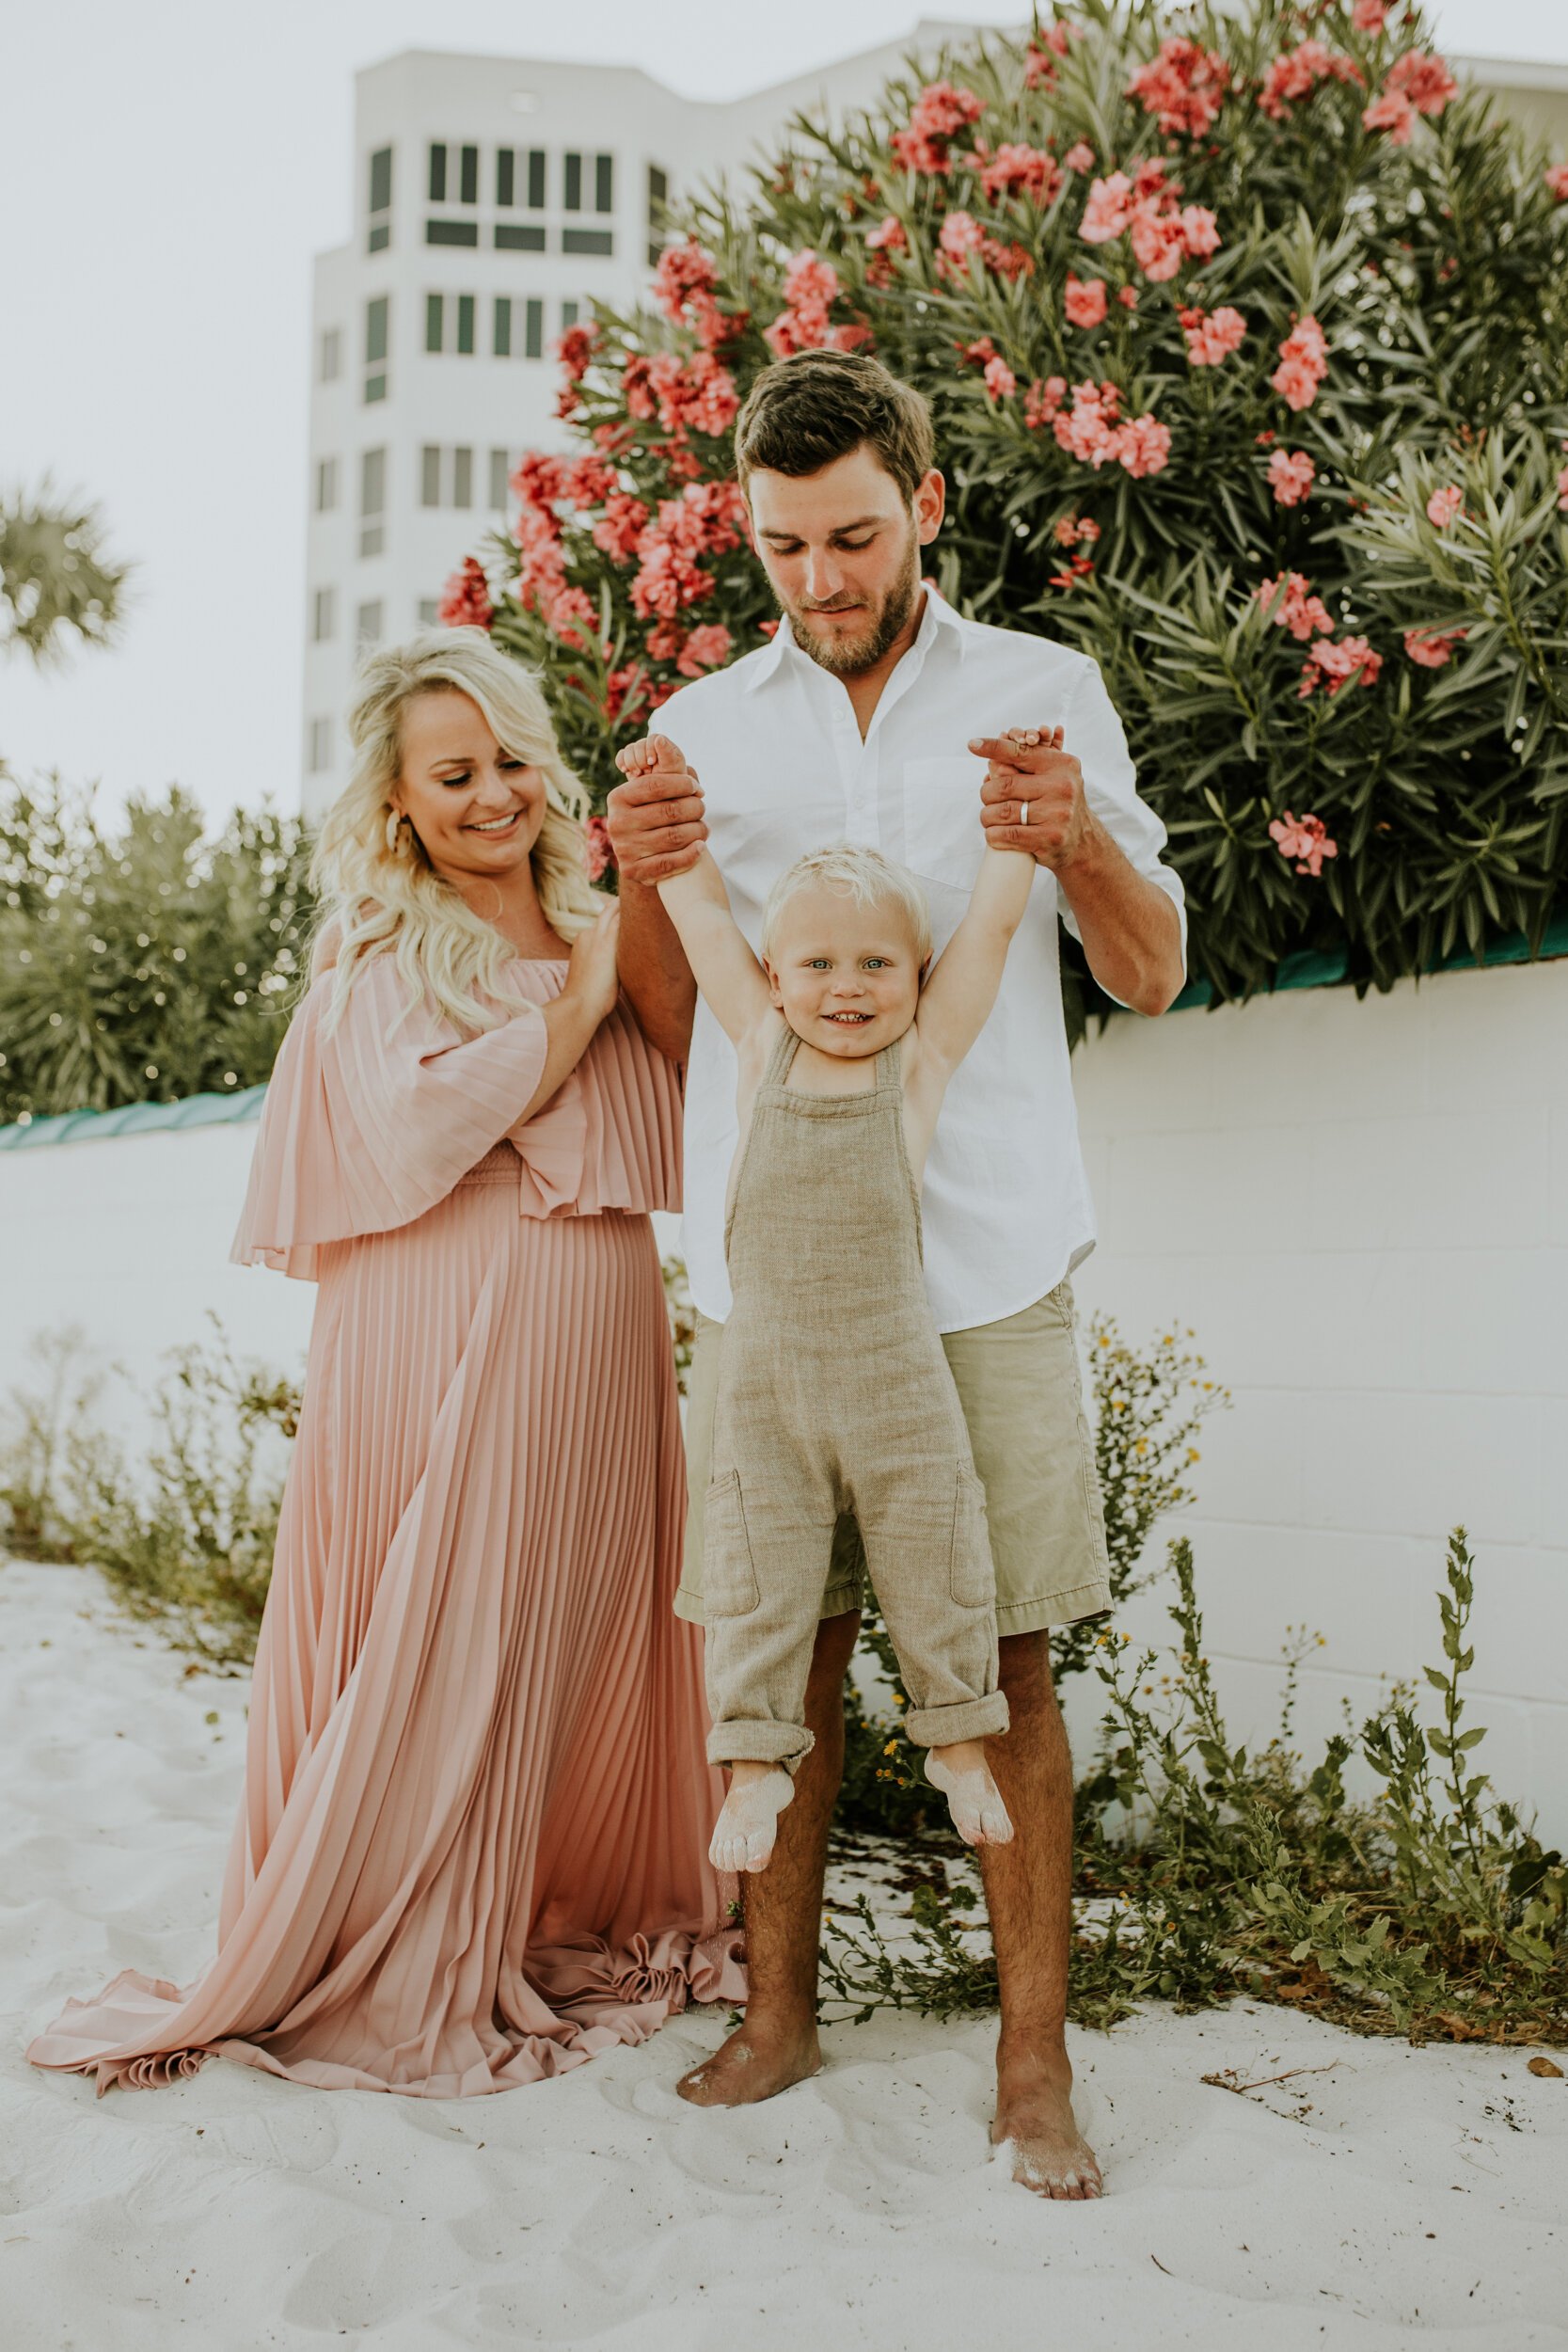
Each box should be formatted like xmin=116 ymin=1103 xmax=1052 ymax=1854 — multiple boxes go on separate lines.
xmin=709 ymin=1762 xmax=794 ymax=1873
xmin=926 ymin=1740 xmax=1013 ymax=1847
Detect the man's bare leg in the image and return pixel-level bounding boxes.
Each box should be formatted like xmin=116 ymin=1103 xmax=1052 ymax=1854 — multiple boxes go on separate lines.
xmin=678 ymin=1609 xmax=861 ymax=2106
xmin=978 ymin=1629 xmax=1102 ymax=2199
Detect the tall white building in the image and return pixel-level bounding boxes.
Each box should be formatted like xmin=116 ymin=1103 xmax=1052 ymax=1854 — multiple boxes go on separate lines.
xmin=300 ymin=30 xmax=972 ymax=819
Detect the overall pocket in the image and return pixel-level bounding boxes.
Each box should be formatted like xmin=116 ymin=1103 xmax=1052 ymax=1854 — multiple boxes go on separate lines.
xmin=703 ymin=1469 xmax=763 ymax=1617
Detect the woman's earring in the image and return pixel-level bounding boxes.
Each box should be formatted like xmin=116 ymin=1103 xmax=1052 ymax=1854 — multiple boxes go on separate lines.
xmin=385 ymin=809 xmax=404 ymax=853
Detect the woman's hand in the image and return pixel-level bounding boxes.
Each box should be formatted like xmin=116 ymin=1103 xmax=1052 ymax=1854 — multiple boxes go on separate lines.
xmin=564 ymin=901 xmax=622 ymax=1028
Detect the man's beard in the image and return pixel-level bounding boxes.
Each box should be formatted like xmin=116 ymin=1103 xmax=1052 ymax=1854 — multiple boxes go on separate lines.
xmin=778 ymin=527 xmax=922 ymax=678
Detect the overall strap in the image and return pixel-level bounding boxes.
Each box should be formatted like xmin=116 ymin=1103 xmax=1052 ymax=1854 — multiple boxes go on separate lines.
xmin=874 ymin=1040 xmax=906 ymax=1096
xmin=765 ymin=1023 xmax=803 ymax=1089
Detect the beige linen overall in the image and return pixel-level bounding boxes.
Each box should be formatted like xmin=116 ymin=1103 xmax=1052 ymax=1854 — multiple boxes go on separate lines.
xmin=703 ymin=1024 xmax=1011 ymax=1771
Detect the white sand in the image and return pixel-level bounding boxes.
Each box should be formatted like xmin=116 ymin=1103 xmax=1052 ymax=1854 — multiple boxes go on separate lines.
xmin=3 ymin=1562 xmax=1563 ymax=2352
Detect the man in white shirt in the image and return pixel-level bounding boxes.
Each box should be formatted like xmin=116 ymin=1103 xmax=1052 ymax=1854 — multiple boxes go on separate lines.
xmin=607 ymin=349 xmax=1186 ymax=2201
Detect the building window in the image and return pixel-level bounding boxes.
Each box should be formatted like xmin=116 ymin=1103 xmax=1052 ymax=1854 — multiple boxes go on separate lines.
xmin=562 ymin=228 xmax=612 ymax=258
xmin=647 ymin=164 xmax=669 ymax=266
xmin=489 ymin=449 xmax=510 ymax=510
xmin=311 ymin=587 xmax=335 ymax=643
xmin=428 ymin=143 xmax=447 ymax=201
xmin=495 ymin=223 xmax=545 ymax=251
xmin=364 ymin=296 xmax=388 ymax=402
xmin=563 ymin=151 xmax=582 ymax=212
xmin=525 ymin=298 xmax=544 ymax=358
xmin=368 ymin=145 xmax=392 ymax=250
xmin=493 ymin=295 xmax=512 ymax=358
xmin=426 ymin=219 xmax=478 ymax=246
xmin=356 ymin=599 xmax=384 ymax=651
xmin=425 ymin=293 xmax=443 ymax=353
xmin=319 ymin=326 xmax=341 ymax=383
xmin=359 ymin=446 xmax=386 ymax=557
xmin=526 ymin=149 xmax=546 ymax=208
xmin=315 ymin=455 xmax=339 ymax=512
xmin=420 ymin=445 xmax=441 ymax=507
xmin=594 ymin=153 xmax=614 ymax=214
xmin=561 ymin=300 xmax=579 ymax=332
xmin=308 ymin=717 xmax=333 ymax=773
xmin=496 ymin=149 xmax=515 ymax=208
xmin=452 ymin=447 xmax=473 ymax=509
xmin=455 ymin=294 xmax=474 ymax=355
xmin=458 ymin=144 xmax=479 ymax=204
xmin=419 ymin=598 xmax=439 ymax=628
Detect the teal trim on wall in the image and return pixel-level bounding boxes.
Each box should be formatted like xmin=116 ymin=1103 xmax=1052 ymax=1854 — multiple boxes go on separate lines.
xmin=2 ymin=914 xmax=1564 ymax=1152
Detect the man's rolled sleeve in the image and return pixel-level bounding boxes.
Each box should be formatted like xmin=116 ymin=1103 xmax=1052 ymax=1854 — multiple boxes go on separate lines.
xmin=1058 ymin=657 xmax=1187 ymax=982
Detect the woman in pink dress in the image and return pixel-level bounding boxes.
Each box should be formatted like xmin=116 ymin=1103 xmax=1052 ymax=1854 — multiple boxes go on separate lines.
xmin=28 ymin=629 xmax=741 ymax=2097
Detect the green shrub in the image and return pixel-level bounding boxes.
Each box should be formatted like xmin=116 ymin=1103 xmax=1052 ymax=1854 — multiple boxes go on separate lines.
xmin=468 ymin=0 xmax=1568 ymax=1001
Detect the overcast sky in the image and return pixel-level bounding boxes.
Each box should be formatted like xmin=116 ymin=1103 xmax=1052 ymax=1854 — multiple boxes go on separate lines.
xmin=3 ymin=0 xmax=1566 ymax=827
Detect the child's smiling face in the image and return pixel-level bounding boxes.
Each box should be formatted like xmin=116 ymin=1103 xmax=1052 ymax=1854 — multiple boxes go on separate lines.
xmin=764 ymin=882 xmax=925 ymax=1059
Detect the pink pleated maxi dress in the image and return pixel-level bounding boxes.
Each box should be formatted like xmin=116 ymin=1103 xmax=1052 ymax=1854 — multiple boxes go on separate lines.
xmin=28 ymin=954 xmax=743 ymax=2097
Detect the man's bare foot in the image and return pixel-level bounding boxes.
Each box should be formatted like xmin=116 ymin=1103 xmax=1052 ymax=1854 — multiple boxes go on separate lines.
xmin=992 ymin=2050 xmax=1102 ymax=2200
xmin=926 ymin=1740 xmax=1014 ymax=1847
xmin=709 ymin=1761 xmax=795 ymax=1873
xmin=677 ymin=2012 xmax=823 ymax=2107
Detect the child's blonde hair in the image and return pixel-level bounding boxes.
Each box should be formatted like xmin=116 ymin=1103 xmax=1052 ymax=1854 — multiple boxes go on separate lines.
xmin=760 ymin=843 xmax=932 ymax=964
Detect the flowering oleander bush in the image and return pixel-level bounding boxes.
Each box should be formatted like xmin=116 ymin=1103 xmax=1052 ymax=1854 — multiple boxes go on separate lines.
xmin=460 ymin=0 xmax=1568 ymax=1003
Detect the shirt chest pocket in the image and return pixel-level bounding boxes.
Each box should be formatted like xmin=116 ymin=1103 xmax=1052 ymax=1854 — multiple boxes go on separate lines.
xmin=900 ymin=757 xmax=987 ymax=896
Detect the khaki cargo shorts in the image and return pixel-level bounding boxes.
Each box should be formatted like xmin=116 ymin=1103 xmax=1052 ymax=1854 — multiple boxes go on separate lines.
xmin=677 ymin=1279 xmax=1113 ymax=1638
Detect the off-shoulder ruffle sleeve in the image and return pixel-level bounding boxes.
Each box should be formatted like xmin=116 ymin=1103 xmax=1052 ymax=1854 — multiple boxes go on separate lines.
xmin=232 ymin=958 xmax=553 ymax=1280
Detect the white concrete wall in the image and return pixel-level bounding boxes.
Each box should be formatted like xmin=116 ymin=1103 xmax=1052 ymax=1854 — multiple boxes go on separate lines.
xmin=1069 ymin=956 xmax=1568 ymax=1840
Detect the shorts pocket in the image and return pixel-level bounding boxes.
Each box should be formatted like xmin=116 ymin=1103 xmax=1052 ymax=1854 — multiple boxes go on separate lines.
xmin=949 ymin=1466 xmax=997 ymax=1610
xmin=703 ymin=1469 xmax=763 ymax=1618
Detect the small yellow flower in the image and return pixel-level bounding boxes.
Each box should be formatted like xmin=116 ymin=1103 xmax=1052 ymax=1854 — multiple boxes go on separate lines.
xmin=1187 ymin=1447 xmax=1201 ymax=1464
xmin=883 ymin=1740 xmax=899 ymax=1756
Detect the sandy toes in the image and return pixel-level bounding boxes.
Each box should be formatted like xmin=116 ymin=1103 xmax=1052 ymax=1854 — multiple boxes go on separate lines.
xmin=677 ymin=2015 xmax=824 ymax=2108
xmin=993 ymin=2060 xmax=1103 ymax=2200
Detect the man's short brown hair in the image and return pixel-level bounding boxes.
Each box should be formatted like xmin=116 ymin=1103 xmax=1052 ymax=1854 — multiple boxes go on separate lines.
xmin=734 ymin=349 xmax=937 ymax=504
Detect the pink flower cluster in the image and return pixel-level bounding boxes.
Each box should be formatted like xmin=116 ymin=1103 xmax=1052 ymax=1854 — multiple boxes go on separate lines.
xmin=1547 ymin=164 xmax=1568 ymax=201
xmin=892 ymin=81 xmax=985 ymax=175
xmin=1259 ymin=39 xmax=1363 ymax=122
xmin=1403 ymin=627 xmax=1467 ymax=668
xmin=624 ymin=349 xmax=740 ymax=441
xmin=1269 ymin=811 xmax=1338 ymax=875
xmin=1065 ymin=274 xmax=1108 ymax=327
xmin=1426 ymin=485 xmax=1464 ymax=528
xmin=765 ymin=250 xmax=873 ymax=357
xmin=436 ymin=556 xmax=494 ymax=631
xmin=512 ymin=453 xmax=604 ymax=643
xmin=1126 ymin=37 xmax=1231 ymax=138
xmin=1053 ymin=513 xmax=1101 ymax=548
xmin=1063 ymin=140 xmax=1097 ymax=173
xmin=629 ymin=481 xmax=748 ymax=623
xmin=1267 ymin=448 xmax=1317 ymax=507
xmin=961 ymin=336 xmax=1018 ymax=399
xmin=1257 ymin=570 xmax=1335 ymax=641
xmin=1080 ymin=160 xmax=1220 ymax=283
xmin=937 ymin=211 xmax=1036 ymax=282
xmin=1035 ymin=378 xmax=1173 ymax=477
xmin=650 ymin=242 xmax=740 ymax=349
xmin=1180 ymin=304 xmax=1246 ymax=366
xmin=1270 ymin=314 xmax=1329 ymax=411
xmin=1362 ymin=48 xmax=1458 ymax=145
xmin=1353 ymin=1 xmax=1389 ymax=30
xmin=557 ymin=324 xmax=599 ymax=384
xmin=971 ymin=141 xmax=1062 ymax=207
xmin=1024 ymin=22 xmax=1072 ymax=88
xmin=865 ymin=215 xmax=909 ymax=285
xmin=1298 ymin=635 xmax=1382 ymax=699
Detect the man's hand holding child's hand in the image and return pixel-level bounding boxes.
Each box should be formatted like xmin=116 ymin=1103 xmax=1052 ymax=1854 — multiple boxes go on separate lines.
xmin=608 ymin=735 xmax=708 ymax=884
xmin=969 ymin=724 xmax=1089 ymax=869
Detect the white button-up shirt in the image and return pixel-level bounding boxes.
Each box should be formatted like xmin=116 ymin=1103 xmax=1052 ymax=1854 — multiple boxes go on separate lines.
xmin=663 ymin=588 xmax=1186 ymax=1333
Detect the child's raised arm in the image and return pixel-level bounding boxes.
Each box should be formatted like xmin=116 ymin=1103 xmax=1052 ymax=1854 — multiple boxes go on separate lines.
xmin=914 ymin=730 xmax=1061 ymax=1076
xmin=616 ymin=735 xmax=770 ymax=1049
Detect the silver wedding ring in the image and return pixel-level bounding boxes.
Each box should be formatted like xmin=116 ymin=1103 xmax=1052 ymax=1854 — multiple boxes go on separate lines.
xmin=1021 ymin=802 xmax=1030 ymax=828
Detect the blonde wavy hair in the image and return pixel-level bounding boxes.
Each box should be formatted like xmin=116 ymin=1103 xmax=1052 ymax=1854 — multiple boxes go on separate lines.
xmin=309 ymin=628 xmax=600 ymax=1036
xmin=761 ymin=842 xmax=932 ymax=963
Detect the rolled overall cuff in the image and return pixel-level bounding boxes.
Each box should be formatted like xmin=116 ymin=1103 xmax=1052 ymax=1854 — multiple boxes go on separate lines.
xmin=706 ymin=1722 xmax=816 ymax=1773
xmin=903 ymin=1690 xmax=1011 ymax=1749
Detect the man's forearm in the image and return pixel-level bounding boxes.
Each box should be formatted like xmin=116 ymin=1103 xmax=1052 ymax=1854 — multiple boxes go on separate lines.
xmin=616 ymin=877 xmax=698 ymax=1062
xmin=1054 ymin=816 xmax=1185 ymax=1017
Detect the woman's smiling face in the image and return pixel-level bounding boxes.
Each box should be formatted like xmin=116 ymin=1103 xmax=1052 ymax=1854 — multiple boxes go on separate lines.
xmin=389 ymin=690 xmax=546 ymax=880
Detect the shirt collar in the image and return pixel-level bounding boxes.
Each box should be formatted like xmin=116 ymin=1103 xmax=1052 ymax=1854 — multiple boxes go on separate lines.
xmin=743 ymin=581 xmax=968 ymax=694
